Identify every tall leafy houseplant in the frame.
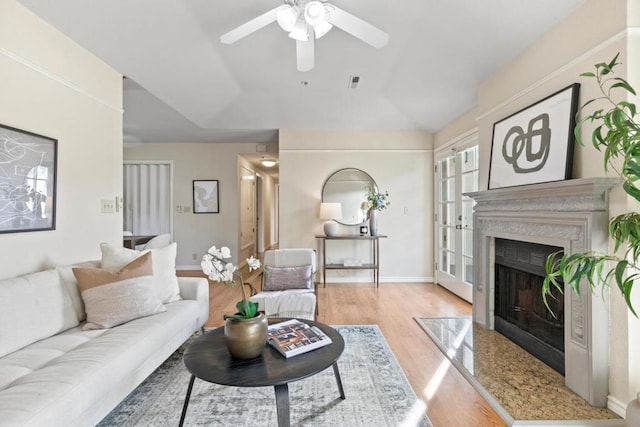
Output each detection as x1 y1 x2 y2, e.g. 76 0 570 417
544 54 640 316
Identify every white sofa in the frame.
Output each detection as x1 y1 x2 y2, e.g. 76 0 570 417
0 261 209 427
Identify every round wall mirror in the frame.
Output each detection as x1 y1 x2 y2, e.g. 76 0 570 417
322 168 377 225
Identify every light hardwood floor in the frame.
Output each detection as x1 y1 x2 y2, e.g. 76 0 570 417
178 271 506 427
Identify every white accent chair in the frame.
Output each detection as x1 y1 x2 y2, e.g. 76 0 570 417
249 249 317 320
142 233 171 250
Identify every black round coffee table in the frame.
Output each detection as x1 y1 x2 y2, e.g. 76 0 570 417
178 318 345 427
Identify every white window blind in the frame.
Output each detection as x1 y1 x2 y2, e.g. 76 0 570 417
123 163 171 235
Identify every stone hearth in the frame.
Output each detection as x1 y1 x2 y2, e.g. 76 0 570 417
467 178 618 407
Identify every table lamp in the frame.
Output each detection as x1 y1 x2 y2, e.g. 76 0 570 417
319 202 342 236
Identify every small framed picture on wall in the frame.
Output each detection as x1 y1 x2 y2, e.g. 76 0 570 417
193 180 219 213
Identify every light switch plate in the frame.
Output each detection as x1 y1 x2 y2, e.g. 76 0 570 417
101 199 115 213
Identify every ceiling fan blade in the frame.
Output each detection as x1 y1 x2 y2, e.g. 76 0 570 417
296 36 315 72
220 5 289 44
326 4 389 48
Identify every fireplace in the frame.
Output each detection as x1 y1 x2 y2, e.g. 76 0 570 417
466 178 618 406
494 238 564 374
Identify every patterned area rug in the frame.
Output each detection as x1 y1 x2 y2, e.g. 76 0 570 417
98 325 430 427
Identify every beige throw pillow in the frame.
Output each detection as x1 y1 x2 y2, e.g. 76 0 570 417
100 242 181 303
73 252 166 330
262 265 314 291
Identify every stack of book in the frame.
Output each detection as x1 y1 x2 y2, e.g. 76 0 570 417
267 319 332 358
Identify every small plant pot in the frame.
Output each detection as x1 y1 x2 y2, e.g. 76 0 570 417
224 312 268 359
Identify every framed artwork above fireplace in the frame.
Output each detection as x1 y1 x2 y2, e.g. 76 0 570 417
488 83 580 190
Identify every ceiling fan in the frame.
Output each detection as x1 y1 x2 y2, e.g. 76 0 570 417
220 0 389 72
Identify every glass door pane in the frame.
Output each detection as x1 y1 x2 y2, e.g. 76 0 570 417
460 146 478 285
435 144 478 302
437 154 456 277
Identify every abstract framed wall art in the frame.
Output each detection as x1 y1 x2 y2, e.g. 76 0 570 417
193 180 219 213
0 124 57 234
488 83 580 190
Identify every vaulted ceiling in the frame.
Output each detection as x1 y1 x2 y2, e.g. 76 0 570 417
19 0 585 143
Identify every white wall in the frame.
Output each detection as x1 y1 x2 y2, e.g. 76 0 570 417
123 142 278 268
434 0 640 411
620 0 640 405
279 129 434 283
0 0 123 278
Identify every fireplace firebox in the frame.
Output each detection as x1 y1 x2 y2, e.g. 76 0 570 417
494 238 565 374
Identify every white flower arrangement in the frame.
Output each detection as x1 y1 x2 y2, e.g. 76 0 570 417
201 245 262 319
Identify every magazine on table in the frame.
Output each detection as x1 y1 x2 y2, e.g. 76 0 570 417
267 319 332 358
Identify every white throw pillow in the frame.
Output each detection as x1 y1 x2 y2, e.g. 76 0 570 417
73 252 166 329
0 269 79 358
100 242 181 303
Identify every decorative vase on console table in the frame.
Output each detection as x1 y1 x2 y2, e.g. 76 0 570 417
369 209 378 236
364 188 389 237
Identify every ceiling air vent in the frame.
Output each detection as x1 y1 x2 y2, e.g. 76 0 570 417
348 75 360 89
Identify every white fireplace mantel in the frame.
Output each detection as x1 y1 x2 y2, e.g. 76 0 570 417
466 177 619 407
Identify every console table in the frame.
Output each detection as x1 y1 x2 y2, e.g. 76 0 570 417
315 235 387 288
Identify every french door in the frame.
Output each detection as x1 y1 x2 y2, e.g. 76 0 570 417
435 144 478 302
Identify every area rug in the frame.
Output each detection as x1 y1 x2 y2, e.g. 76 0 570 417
98 325 431 427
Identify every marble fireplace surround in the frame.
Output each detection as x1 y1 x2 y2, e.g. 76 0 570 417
467 178 619 407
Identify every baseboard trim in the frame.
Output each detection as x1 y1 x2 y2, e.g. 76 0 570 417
607 395 627 418
176 264 201 270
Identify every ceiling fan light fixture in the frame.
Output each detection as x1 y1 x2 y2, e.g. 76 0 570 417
313 20 333 38
304 1 327 26
276 5 299 32
288 17 309 41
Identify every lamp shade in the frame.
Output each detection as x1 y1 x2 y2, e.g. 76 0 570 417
313 20 333 38
304 1 327 26
276 5 299 32
319 202 342 220
288 16 309 41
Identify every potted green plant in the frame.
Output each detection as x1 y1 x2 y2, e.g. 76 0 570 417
543 53 639 316
201 245 267 359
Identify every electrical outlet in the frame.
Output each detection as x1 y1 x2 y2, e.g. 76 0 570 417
116 196 123 212
177 205 183 213
101 199 115 213
183 206 192 213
